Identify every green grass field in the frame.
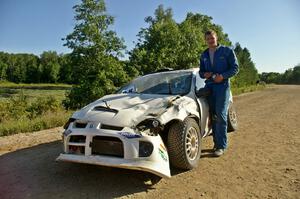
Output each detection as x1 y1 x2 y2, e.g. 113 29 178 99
0 81 72 89
0 82 71 101
0 82 73 136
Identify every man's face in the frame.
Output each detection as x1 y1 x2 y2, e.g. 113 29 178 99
205 34 218 48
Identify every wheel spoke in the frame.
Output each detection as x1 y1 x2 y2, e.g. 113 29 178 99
186 145 192 150
185 126 200 160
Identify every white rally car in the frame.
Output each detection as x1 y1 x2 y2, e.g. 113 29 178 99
56 68 238 178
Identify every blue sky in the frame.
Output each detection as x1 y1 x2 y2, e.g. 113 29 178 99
0 0 299 73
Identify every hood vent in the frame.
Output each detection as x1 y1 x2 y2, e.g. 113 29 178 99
101 124 123 131
93 106 118 114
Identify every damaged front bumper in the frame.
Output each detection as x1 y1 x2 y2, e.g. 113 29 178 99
56 121 171 178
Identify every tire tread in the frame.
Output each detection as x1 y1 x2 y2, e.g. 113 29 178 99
167 118 201 170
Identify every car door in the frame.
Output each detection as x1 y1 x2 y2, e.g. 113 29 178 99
194 73 211 137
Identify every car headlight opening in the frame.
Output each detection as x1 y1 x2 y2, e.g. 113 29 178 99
136 119 162 136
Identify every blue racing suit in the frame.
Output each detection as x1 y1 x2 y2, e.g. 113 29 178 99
199 45 239 149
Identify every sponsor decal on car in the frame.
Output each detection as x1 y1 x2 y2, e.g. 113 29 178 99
159 148 168 161
160 143 167 152
118 132 141 139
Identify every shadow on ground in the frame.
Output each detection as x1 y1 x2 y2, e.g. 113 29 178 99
0 141 162 199
200 149 217 158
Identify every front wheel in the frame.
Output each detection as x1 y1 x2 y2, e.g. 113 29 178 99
167 118 201 170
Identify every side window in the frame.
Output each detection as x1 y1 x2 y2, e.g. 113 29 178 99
121 85 136 93
195 73 205 90
116 83 136 94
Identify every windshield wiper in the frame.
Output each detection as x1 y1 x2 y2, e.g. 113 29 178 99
102 100 111 109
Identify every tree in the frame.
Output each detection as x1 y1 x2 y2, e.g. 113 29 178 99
231 43 259 88
177 13 231 68
129 5 232 75
129 5 181 74
0 52 9 81
24 54 40 83
0 61 8 81
0 52 41 83
63 0 128 109
58 54 73 84
260 72 281 84
281 68 292 84
290 65 300 84
259 64 300 85
5 54 25 83
40 51 60 83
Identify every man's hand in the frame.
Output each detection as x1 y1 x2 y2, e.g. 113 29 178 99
204 72 213 79
214 74 224 83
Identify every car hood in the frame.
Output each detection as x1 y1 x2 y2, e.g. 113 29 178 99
72 93 181 127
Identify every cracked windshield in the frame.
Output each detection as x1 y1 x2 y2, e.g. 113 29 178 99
118 72 192 95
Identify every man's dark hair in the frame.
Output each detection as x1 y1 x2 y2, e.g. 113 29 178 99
204 30 217 38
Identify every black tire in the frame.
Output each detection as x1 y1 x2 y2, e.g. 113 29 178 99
167 118 201 170
227 102 238 132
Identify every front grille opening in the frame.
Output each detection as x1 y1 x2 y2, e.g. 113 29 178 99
74 122 88 128
91 136 124 157
68 146 85 155
69 135 86 143
101 124 123 131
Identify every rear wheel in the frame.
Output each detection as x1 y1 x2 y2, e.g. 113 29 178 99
227 103 238 132
167 118 201 170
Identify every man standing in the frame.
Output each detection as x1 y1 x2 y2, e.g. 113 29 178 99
199 30 239 157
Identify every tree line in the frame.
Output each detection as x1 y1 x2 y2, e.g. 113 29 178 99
260 65 300 84
0 51 74 84
1 0 264 109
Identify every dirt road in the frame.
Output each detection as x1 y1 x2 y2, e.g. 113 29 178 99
0 85 299 199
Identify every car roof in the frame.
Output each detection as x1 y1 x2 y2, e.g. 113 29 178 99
149 68 199 75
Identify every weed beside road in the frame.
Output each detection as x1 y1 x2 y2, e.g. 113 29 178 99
0 83 72 136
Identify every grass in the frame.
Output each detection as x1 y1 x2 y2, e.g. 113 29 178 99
232 84 266 95
0 81 72 89
0 81 71 101
0 82 73 137
0 110 72 136
0 88 67 102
